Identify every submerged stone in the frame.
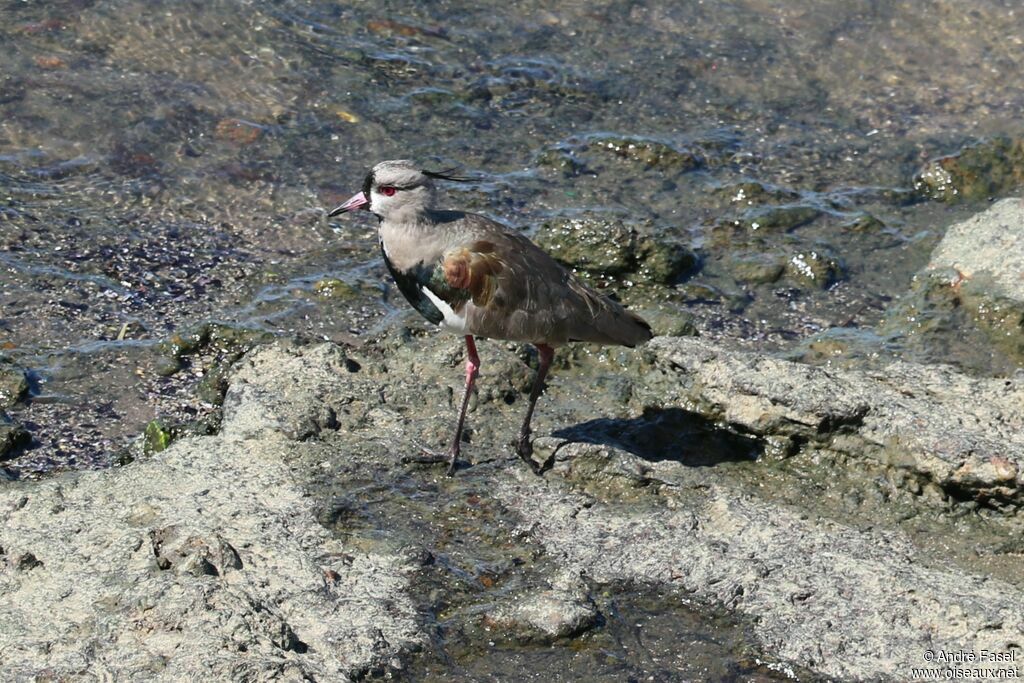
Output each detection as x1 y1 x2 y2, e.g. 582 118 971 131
483 589 599 644
725 251 787 284
583 135 702 172
732 204 821 233
714 180 801 206
535 146 587 177
783 248 844 290
314 278 360 300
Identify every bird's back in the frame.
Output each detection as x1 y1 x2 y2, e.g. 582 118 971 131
424 212 653 347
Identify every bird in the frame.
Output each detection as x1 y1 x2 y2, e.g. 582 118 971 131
329 160 652 476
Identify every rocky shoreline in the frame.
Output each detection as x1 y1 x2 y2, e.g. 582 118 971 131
2 201 1024 680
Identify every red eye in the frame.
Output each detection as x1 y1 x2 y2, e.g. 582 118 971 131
380 186 397 196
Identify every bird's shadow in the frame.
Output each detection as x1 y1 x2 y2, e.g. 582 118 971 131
552 406 762 467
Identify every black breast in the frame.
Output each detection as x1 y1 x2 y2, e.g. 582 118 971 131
379 241 444 325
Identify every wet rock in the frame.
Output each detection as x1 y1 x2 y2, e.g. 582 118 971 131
157 322 273 377
709 205 822 249
535 146 587 177
534 216 697 287
637 305 700 338
213 118 265 145
0 359 424 680
783 247 844 289
483 587 599 644
783 327 894 369
0 413 30 461
639 336 1024 506
889 198 1024 364
536 216 634 276
724 251 786 284
914 136 1024 202
314 278 360 301
842 212 887 233
582 135 702 172
733 204 821 232
0 359 28 407
714 181 800 206
495 471 1024 682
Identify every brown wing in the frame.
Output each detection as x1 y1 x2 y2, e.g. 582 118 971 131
439 220 651 347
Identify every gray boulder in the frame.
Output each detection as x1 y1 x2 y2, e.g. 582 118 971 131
638 336 1023 505
0 343 423 681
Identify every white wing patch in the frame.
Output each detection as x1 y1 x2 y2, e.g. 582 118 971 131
421 286 468 334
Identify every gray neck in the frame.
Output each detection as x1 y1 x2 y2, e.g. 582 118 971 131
378 214 449 272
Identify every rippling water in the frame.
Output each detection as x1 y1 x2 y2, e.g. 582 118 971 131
2 1 1022 466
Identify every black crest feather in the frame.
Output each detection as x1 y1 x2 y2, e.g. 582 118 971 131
422 166 474 182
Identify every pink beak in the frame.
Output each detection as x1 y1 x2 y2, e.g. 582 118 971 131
327 191 369 217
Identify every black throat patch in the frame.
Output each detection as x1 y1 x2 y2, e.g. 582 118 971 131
379 241 444 325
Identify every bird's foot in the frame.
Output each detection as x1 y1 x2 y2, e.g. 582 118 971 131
515 434 552 476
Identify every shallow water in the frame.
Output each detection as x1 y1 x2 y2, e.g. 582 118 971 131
4 0 1022 474
2 1 1024 677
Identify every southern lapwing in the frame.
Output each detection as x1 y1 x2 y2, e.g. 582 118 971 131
329 160 652 475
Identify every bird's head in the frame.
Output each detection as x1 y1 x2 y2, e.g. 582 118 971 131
328 159 470 223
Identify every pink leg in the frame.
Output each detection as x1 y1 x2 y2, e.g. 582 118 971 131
516 344 554 474
447 335 480 476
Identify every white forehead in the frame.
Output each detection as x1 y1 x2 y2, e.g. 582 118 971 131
372 160 426 187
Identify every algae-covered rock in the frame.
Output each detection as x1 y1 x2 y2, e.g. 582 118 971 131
583 135 702 172
914 136 1024 202
0 359 28 408
713 181 800 206
638 305 700 338
161 322 273 361
535 146 587 177
635 238 697 285
733 204 821 232
0 413 30 460
534 216 697 287
143 419 174 455
842 212 887 233
536 216 635 276
313 278 359 300
707 204 822 250
784 248 845 289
